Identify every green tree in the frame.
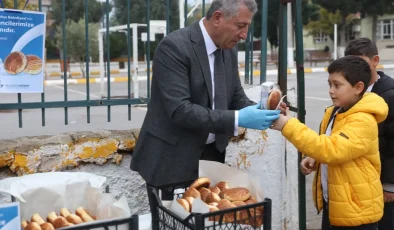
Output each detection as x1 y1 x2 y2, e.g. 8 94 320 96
54 18 99 78
112 0 180 60
3 0 37 10
253 0 319 51
113 0 180 33
305 8 342 41
312 0 359 46
50 0 108 25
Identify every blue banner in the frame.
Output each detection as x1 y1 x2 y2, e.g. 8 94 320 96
0 9 46 93
0 202 20 230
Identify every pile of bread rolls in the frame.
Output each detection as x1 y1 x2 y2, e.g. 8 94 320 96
176 177 264 227
21 207 95 230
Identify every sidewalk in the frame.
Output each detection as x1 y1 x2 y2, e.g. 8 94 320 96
43 63 394 86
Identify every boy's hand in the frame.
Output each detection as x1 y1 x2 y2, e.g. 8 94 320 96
384 191 394 203
278 102 287 114
300 157 316 175
271 107 291 131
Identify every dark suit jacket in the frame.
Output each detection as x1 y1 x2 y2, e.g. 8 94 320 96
130 21 254 186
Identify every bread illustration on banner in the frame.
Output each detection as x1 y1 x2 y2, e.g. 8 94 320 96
4 51 27 75
23 55 42 75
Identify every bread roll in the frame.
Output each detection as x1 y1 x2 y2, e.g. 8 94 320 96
217 199 237 222
184 197 194 210
208 202 218 207
217 199 235 210
198 187 211 202
245 196 257 204
24 222 42 230
189 177 210 189
66 214 83 225
40 222 55 230
46 211 57 223
23 55 42 75
232 201 249 224
52 216 74 228
21 220 29 228
223 187 251 201
183 187 201 199
215 181 230 191
249 207 264 228
60 208 71 217
176 198 190 212
267 89 282 110
218 189 227 199
31 214 45 225
208 186 221 194
4 51 27 75
75 207 94 222
208 205 220 222
205 192 221 204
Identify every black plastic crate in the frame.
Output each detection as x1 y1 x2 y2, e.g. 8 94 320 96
148 181 272 230
13 185 139 230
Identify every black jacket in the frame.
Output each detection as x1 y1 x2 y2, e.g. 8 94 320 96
372 71 394 184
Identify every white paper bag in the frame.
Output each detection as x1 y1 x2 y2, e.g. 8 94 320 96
0 172 133 230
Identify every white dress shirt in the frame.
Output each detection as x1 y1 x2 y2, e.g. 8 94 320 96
199 19 239 144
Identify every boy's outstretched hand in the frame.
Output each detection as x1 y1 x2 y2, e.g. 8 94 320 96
278 102 287 114
271 107 291 131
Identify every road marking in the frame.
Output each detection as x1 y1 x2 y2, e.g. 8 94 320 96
52 85 101 99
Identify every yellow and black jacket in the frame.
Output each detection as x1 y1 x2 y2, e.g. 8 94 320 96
281 92 388 226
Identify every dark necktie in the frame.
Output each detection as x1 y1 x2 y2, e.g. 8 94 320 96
214 49 228 153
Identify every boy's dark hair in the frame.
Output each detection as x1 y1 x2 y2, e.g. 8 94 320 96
344 37 378 59
328 56 371 95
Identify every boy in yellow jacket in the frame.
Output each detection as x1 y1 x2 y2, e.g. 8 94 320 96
271 55 388 229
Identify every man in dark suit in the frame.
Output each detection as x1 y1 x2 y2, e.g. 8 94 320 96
130 0 281 219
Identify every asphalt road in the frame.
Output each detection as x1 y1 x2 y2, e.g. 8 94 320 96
1 69 394 229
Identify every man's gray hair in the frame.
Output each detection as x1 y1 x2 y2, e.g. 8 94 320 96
205 0 258 20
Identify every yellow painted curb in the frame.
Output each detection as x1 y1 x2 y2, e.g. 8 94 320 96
90 71 100 75
114 77 129 82
377 65 384 69
75 79 98 84
110 70 120 74
71 72 82 77
304 68 313 73
49 72 61 77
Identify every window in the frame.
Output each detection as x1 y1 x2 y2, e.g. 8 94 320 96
41 5 52 12
313 31 329 43
377 19 394 40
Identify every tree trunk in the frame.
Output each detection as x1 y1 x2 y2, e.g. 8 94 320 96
372 14 378 42
80 61 86 79
337 16 347 58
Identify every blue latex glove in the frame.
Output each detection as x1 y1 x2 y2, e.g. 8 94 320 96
238 103 280 130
